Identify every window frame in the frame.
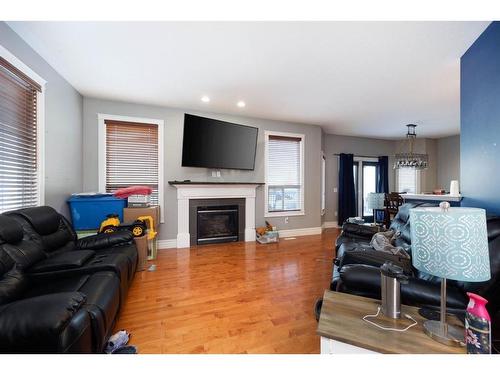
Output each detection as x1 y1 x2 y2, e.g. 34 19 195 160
396 168 421 194
98 113 164 223
264 130 305 218
321 151 326 216
352 157 379 219
0 44 46 212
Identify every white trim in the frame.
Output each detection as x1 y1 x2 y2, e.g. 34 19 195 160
321 151 326 216
264 130 305 218
157 239 177 249
159 226 325 249
265 210 305 218
0 44 46 207
353 156 379 217
322 221 340 229
320 337 377 354
0 44 46 86
97 113 165 223
37 90 45 206
278 226 322 238
170 183 259 248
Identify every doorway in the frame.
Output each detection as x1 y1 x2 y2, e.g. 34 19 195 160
353 158 378 219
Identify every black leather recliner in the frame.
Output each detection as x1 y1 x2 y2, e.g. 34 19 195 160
329 202 500 350
0 206 138 353
4 206 137 299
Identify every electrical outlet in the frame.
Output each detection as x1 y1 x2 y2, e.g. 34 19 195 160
284 217 289 224
211 170 216 177
216 170 221 177
333 187 338 193
335 211 338 217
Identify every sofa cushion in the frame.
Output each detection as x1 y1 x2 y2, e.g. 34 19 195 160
7 208 76 254
12 206 61 236
0 216 23 244
0 267 27 305
3 242 46 270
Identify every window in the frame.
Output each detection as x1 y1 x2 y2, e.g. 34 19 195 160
99 115 164 222
265 131 304 216
397 168 420 194
0 54 44 213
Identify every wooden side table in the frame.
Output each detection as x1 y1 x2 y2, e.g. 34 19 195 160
317 290 465 354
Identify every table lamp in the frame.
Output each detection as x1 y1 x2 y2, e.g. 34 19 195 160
410 204 490 346
366 192 385 224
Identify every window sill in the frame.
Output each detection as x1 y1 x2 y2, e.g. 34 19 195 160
264 210 305 218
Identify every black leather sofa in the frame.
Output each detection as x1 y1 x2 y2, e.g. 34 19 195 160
329 202 500 351
0 206 138 353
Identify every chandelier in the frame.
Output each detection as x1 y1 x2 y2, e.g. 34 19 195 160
394 124 428 170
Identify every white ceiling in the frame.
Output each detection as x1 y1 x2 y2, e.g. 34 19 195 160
8 21 489 139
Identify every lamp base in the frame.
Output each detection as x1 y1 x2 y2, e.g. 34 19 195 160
423 320 464 347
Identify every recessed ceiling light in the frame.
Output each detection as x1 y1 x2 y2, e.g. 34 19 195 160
237 101 246 108
201 96 210 103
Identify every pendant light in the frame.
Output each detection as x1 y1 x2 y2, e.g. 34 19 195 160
394 124 428 169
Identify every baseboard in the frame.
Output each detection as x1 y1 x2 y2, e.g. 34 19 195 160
157 239 177 249
322 221 340 229
278 226 323 238
158 226 324 248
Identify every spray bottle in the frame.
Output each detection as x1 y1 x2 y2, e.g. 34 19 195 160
465 292 491 354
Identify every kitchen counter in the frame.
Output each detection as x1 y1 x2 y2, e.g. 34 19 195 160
402 193 462 202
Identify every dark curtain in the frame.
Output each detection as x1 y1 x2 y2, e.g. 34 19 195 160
376 156 389 222
338 153 356 225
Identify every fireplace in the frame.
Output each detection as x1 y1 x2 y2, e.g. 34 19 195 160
189 198 246 246
197 205 239 244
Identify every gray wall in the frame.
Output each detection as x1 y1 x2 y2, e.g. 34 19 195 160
82 97 323 240
323 134 397 223
437 135 460 190
0 22 83 215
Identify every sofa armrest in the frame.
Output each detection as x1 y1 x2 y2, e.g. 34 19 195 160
76 232 133 250
339 264 468 310
336 248 413 274
0 292 91 353
28 250 96 273
341 223 380 239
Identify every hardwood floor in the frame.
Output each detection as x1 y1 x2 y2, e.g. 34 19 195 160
115 228 340 353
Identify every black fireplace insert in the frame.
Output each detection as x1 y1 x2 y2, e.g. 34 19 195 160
196 205 239 245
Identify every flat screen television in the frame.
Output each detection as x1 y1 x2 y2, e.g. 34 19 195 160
181 114 258 170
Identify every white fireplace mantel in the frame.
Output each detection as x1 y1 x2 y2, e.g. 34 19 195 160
170 183 262 248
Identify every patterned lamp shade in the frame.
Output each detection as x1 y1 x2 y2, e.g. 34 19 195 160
366 192 385 210
410 207 491 282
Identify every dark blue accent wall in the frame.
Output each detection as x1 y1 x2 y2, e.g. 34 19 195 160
461 21 500 213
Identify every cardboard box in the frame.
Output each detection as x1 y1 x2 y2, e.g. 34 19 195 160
133 235 148 271
127 194 151 207
123 206 160 260
123 206 160 227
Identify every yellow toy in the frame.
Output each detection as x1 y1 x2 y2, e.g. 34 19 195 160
98 214 157 239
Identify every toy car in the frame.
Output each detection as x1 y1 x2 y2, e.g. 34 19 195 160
98 214 150 238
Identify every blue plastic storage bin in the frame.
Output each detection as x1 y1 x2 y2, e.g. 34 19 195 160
67 195 127 230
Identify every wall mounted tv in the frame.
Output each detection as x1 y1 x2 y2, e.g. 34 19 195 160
181 114 258 170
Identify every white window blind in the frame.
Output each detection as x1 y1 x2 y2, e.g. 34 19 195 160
266 134 303 212
0 57 41 213
105 120 159 205
397 168 420 194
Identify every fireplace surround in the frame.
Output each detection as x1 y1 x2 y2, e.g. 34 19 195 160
169 182 262 248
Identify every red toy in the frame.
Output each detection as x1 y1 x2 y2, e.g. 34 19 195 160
113 186 152 199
